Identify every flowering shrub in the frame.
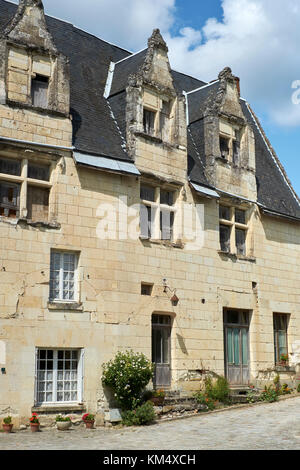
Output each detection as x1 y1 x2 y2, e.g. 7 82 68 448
30 413 39 424
259 385 279 403
280 383 292 395
82 413 95 422
102 350 154 410
122 401 156 426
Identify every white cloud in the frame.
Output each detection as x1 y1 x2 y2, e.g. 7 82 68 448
11 0 300 127
41 0 176 52
166 0 300 127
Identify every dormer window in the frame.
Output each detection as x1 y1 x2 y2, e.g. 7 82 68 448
142 89 174 142
219 120 242 164
31 75 49 108
220 137 230 160
143 109 156 135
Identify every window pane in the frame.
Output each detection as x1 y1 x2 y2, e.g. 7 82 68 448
233 329 240 365
220 224 230 252
219 205 230 220
236 229 246 255
28 163 50 181
235 209 246 224
226 329 233 364
160 210 174 240
0 183 20 218
143 109 155 135
140 185 155 202
242 329 248 365
31 75 49 108
160 190 174 206
27 186 49 222
220 137 230 159
140 204 154 239
0 158 21 176
50 252 77 301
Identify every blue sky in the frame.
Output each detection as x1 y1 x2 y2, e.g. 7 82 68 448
12 0 300 196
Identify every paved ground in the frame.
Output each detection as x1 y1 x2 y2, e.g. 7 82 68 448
1 396 299 450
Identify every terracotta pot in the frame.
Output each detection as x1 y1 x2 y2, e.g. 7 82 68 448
56 420 72 431
84 420 94 429
30 423 40 432
2 423 13 433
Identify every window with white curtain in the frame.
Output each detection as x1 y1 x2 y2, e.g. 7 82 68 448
49 251 79 302
35 349 83 405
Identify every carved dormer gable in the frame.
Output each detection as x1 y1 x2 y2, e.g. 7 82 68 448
4 0 57 53
0 0 70 115
125 30 187 183
202 67 256 200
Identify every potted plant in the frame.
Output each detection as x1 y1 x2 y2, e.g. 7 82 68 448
29 413 40 432
82 413 95 429
2 416 13 433
279 353 289 366
55 415 72 431
150 389 165 406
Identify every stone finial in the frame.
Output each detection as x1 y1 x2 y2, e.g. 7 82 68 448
147 28 168 52
218 67 234 81
21 0 44 7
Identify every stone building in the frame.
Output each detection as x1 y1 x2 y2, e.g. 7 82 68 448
0 0 299 426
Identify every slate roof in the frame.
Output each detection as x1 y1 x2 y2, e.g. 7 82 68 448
0 0 299 219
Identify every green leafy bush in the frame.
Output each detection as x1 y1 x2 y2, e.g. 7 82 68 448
122 401 156 426
194 375 230 411
102 350 154 410
259 385 279 403
55 415 71 422
297 383 300 393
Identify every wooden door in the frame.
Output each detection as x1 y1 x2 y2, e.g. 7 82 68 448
152 315 171 388
224 310 250 385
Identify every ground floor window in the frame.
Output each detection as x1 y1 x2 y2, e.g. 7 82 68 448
35 349 83 405
273 313 289 365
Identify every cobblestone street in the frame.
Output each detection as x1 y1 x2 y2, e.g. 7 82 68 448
1 396 300 450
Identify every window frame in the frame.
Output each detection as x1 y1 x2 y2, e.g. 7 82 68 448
0 155 53 222
140 183 177 241
219 123 241 164
49 250 80 303
35 348 84 406
219 204 248 256
273 313 289 365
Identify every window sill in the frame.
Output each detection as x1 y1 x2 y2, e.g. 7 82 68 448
32 403 86 414
47 301 83 312
19 218 61 230
139 237 184 249
274 365 295 372
218 250 256 262
135 131 175 149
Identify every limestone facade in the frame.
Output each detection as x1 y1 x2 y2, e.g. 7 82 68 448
0 1 299 426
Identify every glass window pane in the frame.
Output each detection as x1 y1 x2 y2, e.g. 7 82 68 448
233 329 240 365
220 224 230 252
226 329 233 364
242 329 248 365
219 206 230 220
140 185 155 202
236 229 246 255
235 209 246 224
